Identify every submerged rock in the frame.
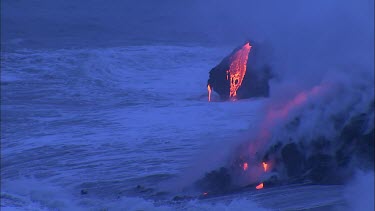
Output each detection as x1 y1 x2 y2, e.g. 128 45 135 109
80 189 88 195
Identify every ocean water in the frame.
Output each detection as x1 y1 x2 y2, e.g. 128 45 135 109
0 45 372 211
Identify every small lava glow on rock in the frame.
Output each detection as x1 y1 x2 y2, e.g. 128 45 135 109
256 182 264 190
243 162 249 171
262 162 268 172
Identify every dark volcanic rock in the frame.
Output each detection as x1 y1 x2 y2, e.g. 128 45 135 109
172 195 194 201
208 58 230 99
311 136 331 153
356 129 375 167
263 175 280 188
335 146 353 168
237 63 272 99
340 113 367 142
195 103 374 195
336 113 373 168
207 41 272 100
263 141 283 162
281 143 305 178
306 154 336 184
195 167 232 194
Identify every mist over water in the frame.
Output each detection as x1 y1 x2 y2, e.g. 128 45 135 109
1 0 374 210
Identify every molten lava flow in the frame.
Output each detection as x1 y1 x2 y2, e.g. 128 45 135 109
243 162 249 171
207 84 212 102
256 183 264 190
262 162 268 172
228 42 252 99
253 84 328 147
241 84 329 186
264 85 326 126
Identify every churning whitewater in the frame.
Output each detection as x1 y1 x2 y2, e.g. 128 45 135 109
2 44 372 211
1 45 265 210
2 0 374 210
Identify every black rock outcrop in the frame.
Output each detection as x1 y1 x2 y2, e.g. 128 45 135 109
207 41 272 100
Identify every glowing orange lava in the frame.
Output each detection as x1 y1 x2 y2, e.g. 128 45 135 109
243 162 249 171
262 162 268 172
264 85 326 126
256 183 264 190
228 42 252 99
243 84 329 190
250 84 328 150
207 84 212 102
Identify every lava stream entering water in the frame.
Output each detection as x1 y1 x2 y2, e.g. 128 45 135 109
207 84 212 102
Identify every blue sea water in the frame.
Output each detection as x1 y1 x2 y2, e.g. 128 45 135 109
0 44 259 210
2 0 374 209
2 44 373 210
